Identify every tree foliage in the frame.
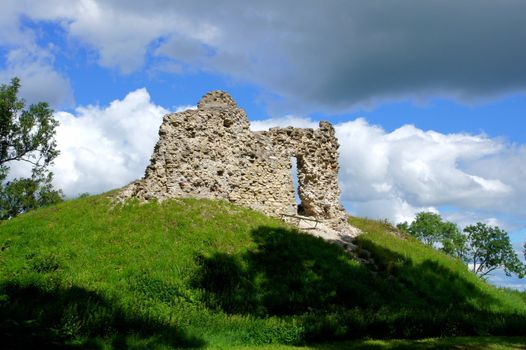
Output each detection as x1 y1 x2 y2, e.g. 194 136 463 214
463 223 525 278
0 77 63 219
397 212 465 259
398 212 525 279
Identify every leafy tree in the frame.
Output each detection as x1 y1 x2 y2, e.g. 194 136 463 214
440 221 467 259
0 77 63 219
396 221 409 234
463 223 525 278
397 212 465 258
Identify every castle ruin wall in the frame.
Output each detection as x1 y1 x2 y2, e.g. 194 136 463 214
119 91 346 223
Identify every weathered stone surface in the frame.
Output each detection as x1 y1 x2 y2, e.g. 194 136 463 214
119 90 347 226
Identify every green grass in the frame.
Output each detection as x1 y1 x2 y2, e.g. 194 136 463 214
216 336 526 349
1 194 525 348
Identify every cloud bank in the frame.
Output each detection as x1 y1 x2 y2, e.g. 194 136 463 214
51 89 166 196
0 0 73 106
3 0 526 109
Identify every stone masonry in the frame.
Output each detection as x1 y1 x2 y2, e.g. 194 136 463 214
119 91 347 225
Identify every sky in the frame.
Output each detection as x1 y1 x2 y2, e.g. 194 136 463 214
1 0 525 289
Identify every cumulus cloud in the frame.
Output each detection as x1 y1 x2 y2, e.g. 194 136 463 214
443 211 505 231
50 88 167 197
4 0 526 110
0 0 34 47
174 105 197 113
250 115 318 131
0 1 73 107
0 47 74 107
337 119 514 212
336 119 518 223
253 115 526 225
5 0 219 74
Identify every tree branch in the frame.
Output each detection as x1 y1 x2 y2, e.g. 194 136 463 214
479 266 498 278
0 147 43 167
2 157 41 167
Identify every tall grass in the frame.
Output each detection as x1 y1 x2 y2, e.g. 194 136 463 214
0 195 525 348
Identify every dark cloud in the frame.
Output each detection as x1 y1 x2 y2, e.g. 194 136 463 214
6 0 526 110
146 0 526 109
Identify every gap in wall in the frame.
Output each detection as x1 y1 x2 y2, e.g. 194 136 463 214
291 156 304 215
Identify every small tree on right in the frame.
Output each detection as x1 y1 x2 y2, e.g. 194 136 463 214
463 222 525 278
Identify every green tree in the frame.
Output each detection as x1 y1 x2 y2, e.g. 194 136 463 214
0 77 63 219
463 223 525 278
396 221 409 234
397 212 465 259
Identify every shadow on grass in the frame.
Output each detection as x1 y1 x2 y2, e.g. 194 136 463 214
193 226 526 340
0 282 205 349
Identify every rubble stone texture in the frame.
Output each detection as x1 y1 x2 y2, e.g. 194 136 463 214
120 91 347 225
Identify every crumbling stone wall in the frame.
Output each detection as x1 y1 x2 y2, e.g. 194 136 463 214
120 91 346 223
258 122 344 220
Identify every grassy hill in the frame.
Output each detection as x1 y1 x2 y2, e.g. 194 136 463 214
0 193 525 349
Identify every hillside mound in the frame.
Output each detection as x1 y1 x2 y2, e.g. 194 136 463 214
1 194 525 348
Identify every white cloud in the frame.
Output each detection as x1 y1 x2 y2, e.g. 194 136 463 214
443 211 506 231
174 105 197 113
0 1 73 107
0 0 33 47
250 115 318 131
0 47 74 107
10 0 218 74
62 1 169 73
50 88 167 197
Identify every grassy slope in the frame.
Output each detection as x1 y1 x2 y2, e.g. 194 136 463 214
0 194 525 349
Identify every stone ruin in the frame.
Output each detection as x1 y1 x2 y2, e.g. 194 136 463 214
120 91 348 228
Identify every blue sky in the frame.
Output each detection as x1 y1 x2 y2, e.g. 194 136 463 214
1 0 525 289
